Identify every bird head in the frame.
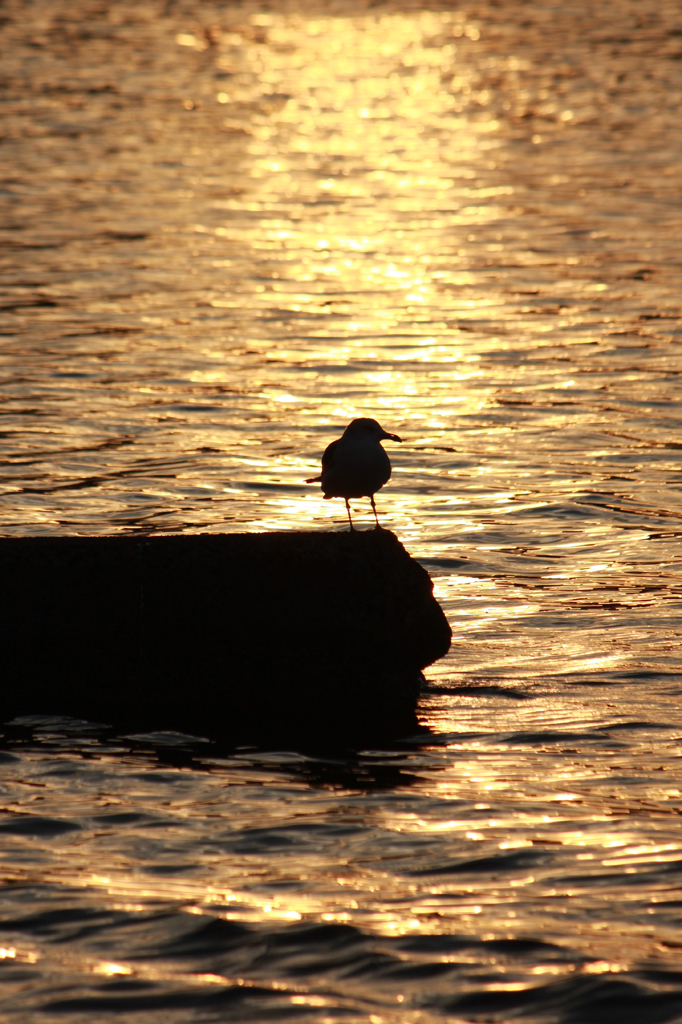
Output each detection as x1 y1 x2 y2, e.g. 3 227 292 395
344 418 402 443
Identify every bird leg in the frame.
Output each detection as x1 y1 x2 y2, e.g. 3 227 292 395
345 498 355 531
370 494 381 529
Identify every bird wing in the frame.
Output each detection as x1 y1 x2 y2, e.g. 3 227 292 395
305 438 340 483
321 437 340 473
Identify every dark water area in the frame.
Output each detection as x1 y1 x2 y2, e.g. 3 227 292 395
2 0 682 1019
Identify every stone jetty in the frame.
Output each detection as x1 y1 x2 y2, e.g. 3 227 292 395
0 530 451 748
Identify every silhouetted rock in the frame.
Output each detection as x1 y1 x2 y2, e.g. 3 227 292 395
0 530 451 748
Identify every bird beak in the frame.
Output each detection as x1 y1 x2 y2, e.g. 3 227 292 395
383 432 402 443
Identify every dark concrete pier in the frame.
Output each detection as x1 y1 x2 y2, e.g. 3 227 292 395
0 530 451 748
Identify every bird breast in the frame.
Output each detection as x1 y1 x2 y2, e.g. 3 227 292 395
321 438 391 498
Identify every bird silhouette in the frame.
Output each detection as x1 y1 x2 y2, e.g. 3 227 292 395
306 418 402 529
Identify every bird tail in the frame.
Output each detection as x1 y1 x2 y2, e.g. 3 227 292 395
305 476 321 483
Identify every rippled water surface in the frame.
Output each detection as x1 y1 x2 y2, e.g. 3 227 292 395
2 0 682 1018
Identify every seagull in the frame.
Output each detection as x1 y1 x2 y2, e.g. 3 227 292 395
306 418 402 530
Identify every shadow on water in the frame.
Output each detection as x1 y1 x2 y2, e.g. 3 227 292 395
0 715 433 790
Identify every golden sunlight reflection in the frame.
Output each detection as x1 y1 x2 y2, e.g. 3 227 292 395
4 0 682 1011
9 694 676 968
93 962 133 977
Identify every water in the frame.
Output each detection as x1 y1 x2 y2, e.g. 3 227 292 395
2 0 682 1018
